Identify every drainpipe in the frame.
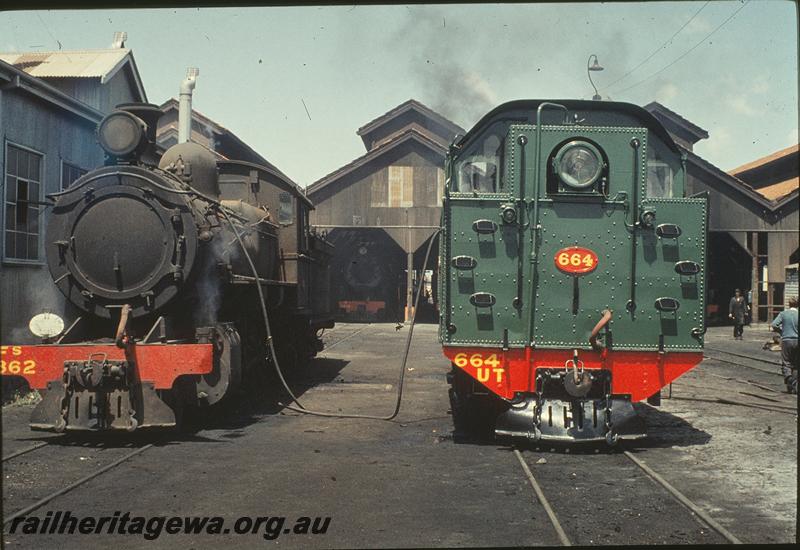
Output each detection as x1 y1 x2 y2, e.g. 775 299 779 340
178 67 199 144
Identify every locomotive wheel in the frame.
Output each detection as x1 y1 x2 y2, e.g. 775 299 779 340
448 366 501 441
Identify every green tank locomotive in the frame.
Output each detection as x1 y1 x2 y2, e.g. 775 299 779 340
439 100 707 444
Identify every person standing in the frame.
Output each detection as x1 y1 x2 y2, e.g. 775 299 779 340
728 288 749 340
771 297 798 394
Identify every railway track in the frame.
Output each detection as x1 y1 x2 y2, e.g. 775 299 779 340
513 447 743 545
2 441 49 463
703 346 783 376
0 325 370 527
318 324 371 355
2 440 155 527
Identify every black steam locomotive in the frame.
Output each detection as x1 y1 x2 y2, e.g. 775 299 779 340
2 103 334 431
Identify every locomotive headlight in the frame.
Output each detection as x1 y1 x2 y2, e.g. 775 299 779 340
97 111 147 157
554 141 604 189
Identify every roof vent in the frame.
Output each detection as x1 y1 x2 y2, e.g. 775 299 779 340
112 32 127 48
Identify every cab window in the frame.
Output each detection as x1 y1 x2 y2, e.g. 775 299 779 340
455 123 505 193
646 137 677 198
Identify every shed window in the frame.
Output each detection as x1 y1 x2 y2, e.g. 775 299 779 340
426 167 445 207
4 144 43 261
388 165 413 207
278 192 294 224
61 161 87 190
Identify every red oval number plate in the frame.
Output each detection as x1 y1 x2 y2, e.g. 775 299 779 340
554 246 599 274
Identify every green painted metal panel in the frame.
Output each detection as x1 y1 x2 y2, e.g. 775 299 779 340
614 198 707 350
440 114 705 352
532 198 706 350
441 197 530 346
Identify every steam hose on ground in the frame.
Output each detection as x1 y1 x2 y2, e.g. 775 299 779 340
221 207 440 421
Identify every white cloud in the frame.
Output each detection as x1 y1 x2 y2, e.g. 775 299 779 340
703 126 733 159
655 82 678 103
725 95 758 116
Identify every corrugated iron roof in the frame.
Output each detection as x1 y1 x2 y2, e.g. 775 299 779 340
0 58 104 123
0 49 131 81
728 143 799 176
684 146 798 210
753 178 799 201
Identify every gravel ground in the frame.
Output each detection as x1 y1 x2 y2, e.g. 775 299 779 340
1 322 796 548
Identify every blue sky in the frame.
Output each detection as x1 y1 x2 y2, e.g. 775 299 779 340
1 2 797 186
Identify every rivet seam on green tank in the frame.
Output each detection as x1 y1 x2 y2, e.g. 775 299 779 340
449 338 697 350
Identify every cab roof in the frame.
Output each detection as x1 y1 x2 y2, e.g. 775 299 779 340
456 99 680 154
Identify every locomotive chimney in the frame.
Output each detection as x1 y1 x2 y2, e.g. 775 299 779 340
178 67 199 144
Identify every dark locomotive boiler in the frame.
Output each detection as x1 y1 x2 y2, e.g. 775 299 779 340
2 103 334 431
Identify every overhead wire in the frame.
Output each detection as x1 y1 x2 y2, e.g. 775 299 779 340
612 0 751 96
604 1 710 92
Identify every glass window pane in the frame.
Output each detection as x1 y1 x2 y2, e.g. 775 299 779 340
30 154 40 182
5 231 14 258
15 232 27 259
5 204 14 231
456 123 504 193
16 206 26 231
6 176 17 202
28 235 39 260
646 161 673 198
278 192 293 224
16 149 28 179
7 146 17 176
29 181 40 203
29 207 39 235
16 180 28 231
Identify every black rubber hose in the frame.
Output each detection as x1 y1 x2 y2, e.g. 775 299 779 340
221 206 440 421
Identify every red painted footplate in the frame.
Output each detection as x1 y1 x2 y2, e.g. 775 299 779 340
443 347 703 402
1 343 214 390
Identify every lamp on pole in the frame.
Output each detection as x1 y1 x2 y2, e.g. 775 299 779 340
587 54 604 101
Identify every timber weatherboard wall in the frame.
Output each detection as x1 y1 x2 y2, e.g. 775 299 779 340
44 66 142 116
310 146 444 253
0 69 105 343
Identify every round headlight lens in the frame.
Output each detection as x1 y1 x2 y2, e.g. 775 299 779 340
97 111 145 157
554 141 604 189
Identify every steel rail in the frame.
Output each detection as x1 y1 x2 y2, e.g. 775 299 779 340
702 353 781 376
704 346 782 367
3 444 154 526
704 372 783 394
318 325 370 355
2 442 49 462
669 395 796 415
623 451 743 544
513 449 572 546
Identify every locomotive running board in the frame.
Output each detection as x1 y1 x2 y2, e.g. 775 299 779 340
495 395 646 443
